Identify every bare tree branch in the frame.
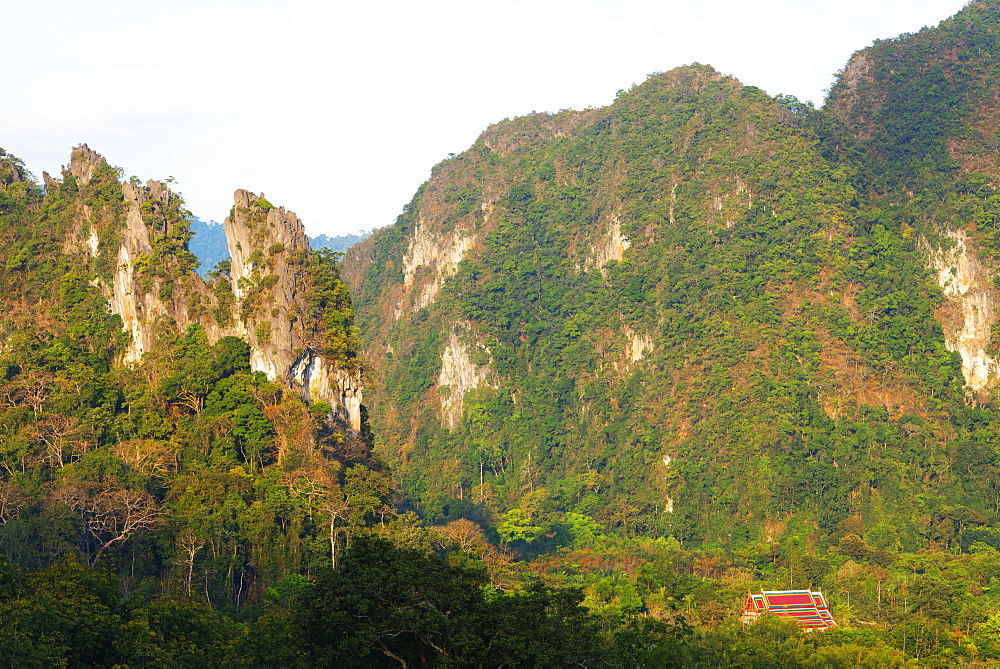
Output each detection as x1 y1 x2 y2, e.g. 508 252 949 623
54 485 165 565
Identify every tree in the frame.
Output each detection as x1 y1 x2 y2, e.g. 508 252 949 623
55 485 164 565
437 518 516 588
0 480 26 523
285 466 348 567
299 536 487 666
35 413 88 468
176 529 206 596
477 582 605 666
119 598 240 666
0 558 121 667
496 508 544 544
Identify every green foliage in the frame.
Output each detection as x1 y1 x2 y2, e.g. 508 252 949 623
343 12 1000 612
305 248 361 363
0 145 378 609
211 276 235 326
300 536 487 663
356 62 976 554
134 183 200 280
7 3 1000 664
298 535 675 666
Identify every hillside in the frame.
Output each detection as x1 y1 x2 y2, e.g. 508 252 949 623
342 3 1000 557
9 1 1000 664
0 144 703 665
0 143 377 598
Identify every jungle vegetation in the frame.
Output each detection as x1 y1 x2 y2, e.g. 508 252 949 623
7 1 1000 666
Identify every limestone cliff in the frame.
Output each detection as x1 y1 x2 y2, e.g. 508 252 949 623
581 214 630 272
61 147 363 432
114 176 210 363
224 189 315 378
0 148 27 189
437 323 494 429
401 215 476 314
222 189 363 431
620 327 654 370
926 230 999 390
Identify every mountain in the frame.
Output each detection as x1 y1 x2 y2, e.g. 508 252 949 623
342 1 1000 556
9 2 1000 664
0 143 378 597
310 231 372 254
188 216 228 276
0 142 667 663
55 146 361 428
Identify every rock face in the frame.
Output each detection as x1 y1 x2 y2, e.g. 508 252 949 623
224 189 313 378
622 328 654 368
401 216 476 314
926 230 999 390
222 189 363 431
827 52 878 138
65 143 105 187
66 147 363 431
437 324 494 429
0 148 26 189
114 177 208 362
582 214 630 272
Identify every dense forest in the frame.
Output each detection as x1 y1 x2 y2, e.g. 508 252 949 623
5 1 1000 666
339 0 1000 663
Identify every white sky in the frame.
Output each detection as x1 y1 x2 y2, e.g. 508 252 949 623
2 0 970 237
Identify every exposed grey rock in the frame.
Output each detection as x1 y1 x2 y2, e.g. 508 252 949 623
66 144 105 186
62 146 363 432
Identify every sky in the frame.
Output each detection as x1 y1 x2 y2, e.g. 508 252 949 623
2 0 971 237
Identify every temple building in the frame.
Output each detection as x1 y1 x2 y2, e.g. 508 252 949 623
740 590 837 630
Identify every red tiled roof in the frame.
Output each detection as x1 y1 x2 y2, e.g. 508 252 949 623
741 589 837 629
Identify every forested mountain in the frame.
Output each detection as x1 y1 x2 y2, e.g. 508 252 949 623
6 1 1000 664
187 216 228 276
0 144 391 661
310 231 372 254
344 55 980 551
337 0 1000 659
